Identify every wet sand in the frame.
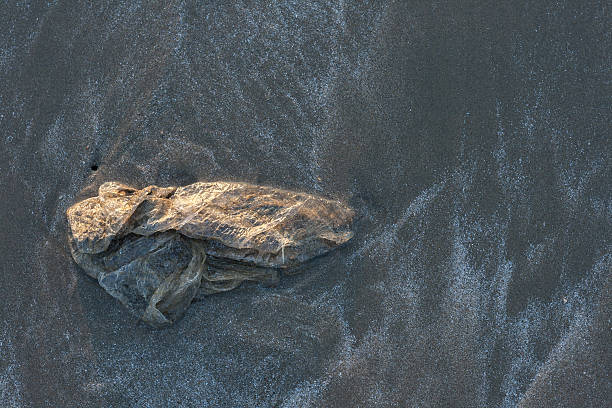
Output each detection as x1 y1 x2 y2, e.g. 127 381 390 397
1 2 610 407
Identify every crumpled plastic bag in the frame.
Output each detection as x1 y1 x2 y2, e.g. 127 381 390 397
67 181 354 327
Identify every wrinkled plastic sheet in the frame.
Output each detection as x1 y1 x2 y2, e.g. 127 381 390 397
67 181 354 326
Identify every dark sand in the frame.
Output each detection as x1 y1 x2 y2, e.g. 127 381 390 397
1 2 610 407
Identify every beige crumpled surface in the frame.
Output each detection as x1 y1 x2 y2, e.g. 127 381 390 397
67 181 354 327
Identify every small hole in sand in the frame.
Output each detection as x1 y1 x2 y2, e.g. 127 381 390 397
91 165 99 171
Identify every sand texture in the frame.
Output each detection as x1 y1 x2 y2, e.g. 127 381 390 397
1 1 610 407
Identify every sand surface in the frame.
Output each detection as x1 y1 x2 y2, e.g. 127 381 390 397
1 1 610 407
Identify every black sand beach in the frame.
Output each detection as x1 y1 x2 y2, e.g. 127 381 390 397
1 1 610 407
